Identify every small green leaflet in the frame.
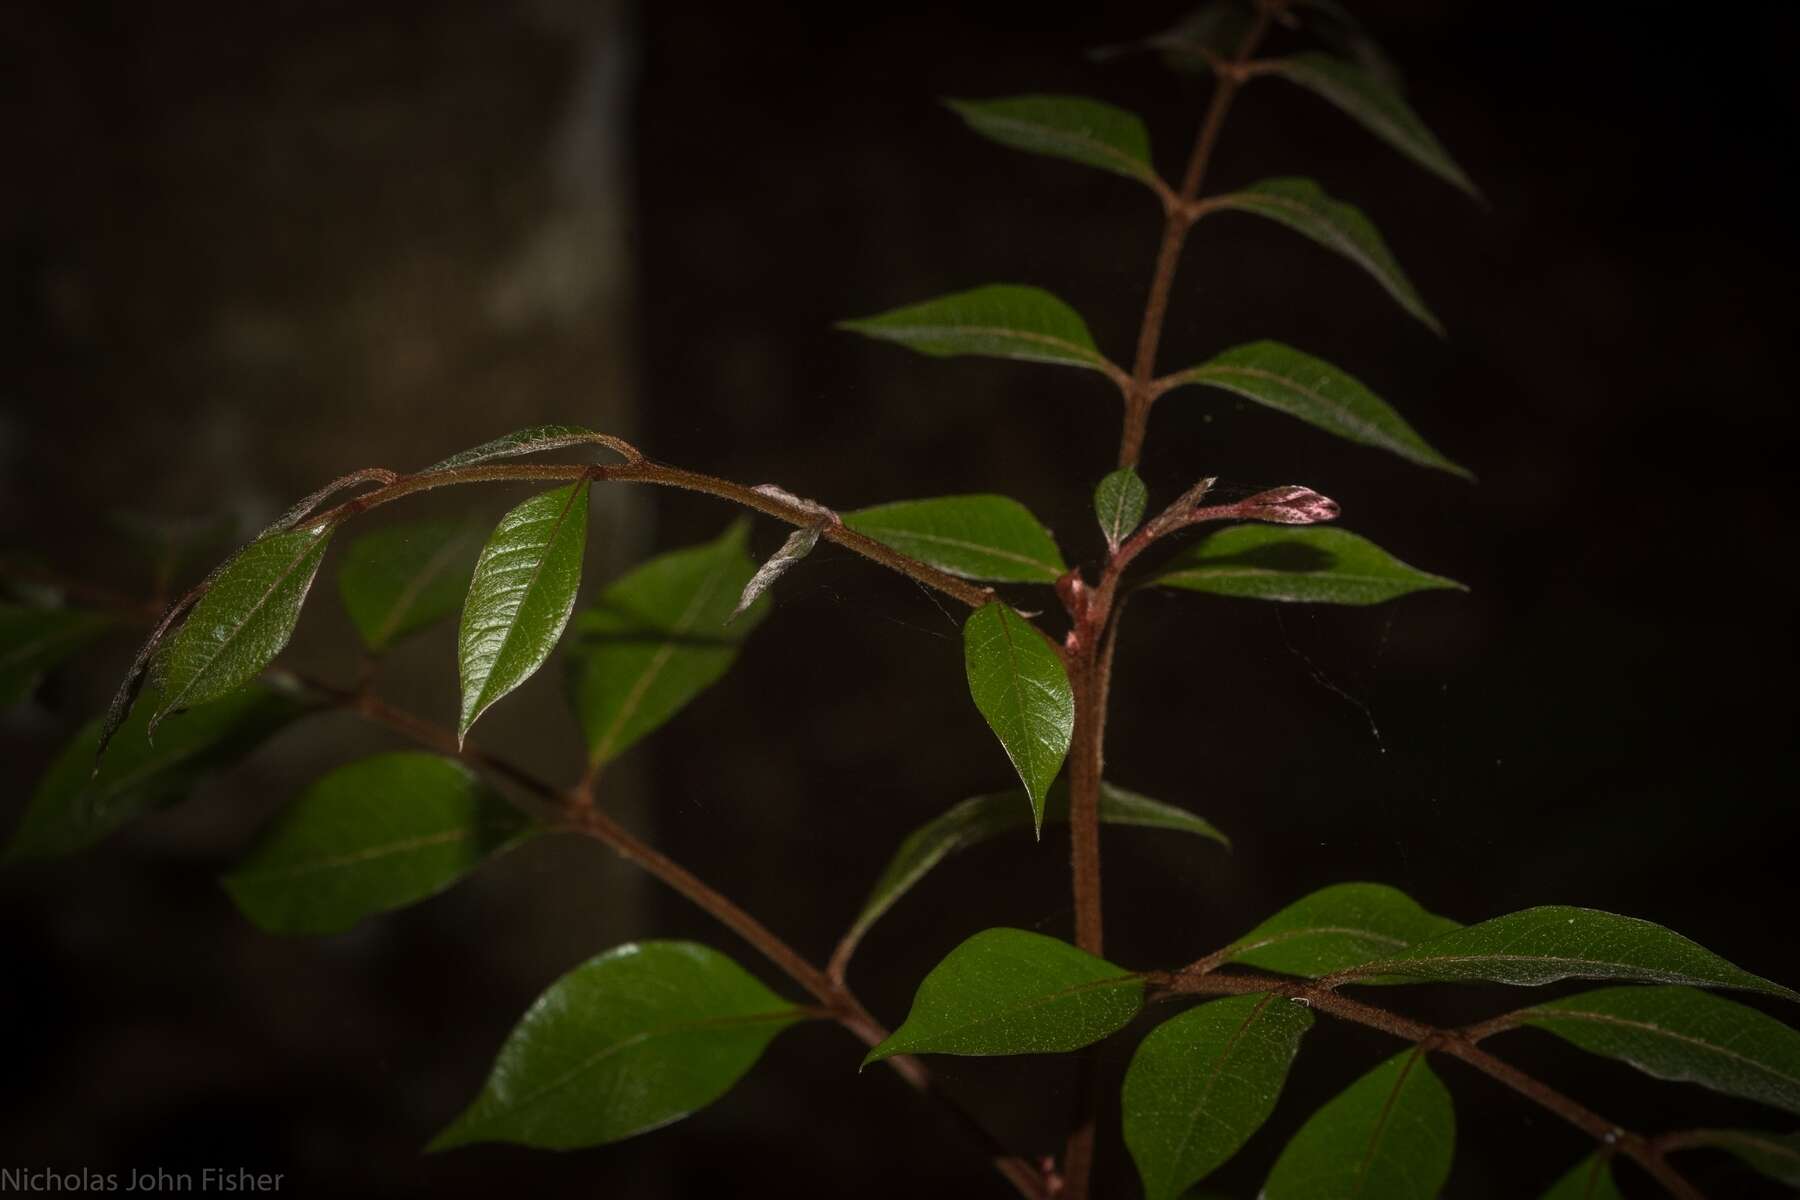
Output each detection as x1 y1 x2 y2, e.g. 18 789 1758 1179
963 603 1074 824
223 753 533 935
6 683 307 862
838 782 1226 971
1206 180 1442 334
146 523 334 735
1154 526 1464 607
843 494 1068 583
1209 882 1460 979
337 520 482 651
1675 1130 1800 1187
565 522 765 767
1093 468 1148 550
1509 986 1800 1116
1123 994 1314 1200
431 942 806 1150
424 424 625 472
0 606 114 706
1161 341 1469 476
836 284 1112 372
946 95 1161 190
865 929 1142 1063
1262 1048 1455 1200
458 483 589 741
1260 53 1479 197
1338 906 1799 999
1539 1154 1623 1200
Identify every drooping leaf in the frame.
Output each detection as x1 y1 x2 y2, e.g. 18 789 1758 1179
1210 882 1461 980
732 524 821 621
1206 180 1442 334
840 782 1227 969
962 603 1074 823
946 95 1160 189
1340 907 1799 999
1123 994 1314 1200
337 520 482 652
1262 1048 1455 1200
1539 1154 1624 1200
0 606 115 707
836 284 1111 372
865 928 1142 1064
1261 53 1478 197
222 753 533 935
431 942 806 1150
1161 341 1469 476
146 523 335 734
424 424 624 472
1094 468 1149 550
6 682 308 862
1153 525 1465 606
565 522 764 767
1507 986 1800 1116
843 495 1069 584
1677 1130 1800 1187
458 483 589 741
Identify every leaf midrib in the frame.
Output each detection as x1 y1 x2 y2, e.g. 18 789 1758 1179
468 485 583 717
864 324 1103 366
1183 361 1403 450
963 109 1154 181
369 529 474 649
162 533 323 715
863 525 1061 577
899 971 1139 1051
232 826 479 883
1524 1008 1800 1099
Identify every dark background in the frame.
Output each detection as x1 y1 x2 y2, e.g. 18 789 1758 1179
3 1 1796 1196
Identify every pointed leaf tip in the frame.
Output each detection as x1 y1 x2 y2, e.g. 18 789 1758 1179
962 604 1073 824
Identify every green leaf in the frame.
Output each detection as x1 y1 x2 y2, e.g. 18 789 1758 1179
222 753 533 935
843 494 1069 584
1539 1154 1624 1200
565 522 764 767
1153 525 1465 607
1207 179 1442 334
1094 468 1149 550
1262 1048 1455 1200
146 523 334 734
1261 53 1478 197
1507 986 1800 1116
1123 994 1314 1200
841 782 1227 968
963 603 1074 823
1161 341 1469 476
865 928 1142 1064
1213 882 1461 980
337 520 482 652
946 95 1160 189
424 424 618 472
0 605 114 706
1341 907 1799 999
836 284 1111 372
431 941 806 1150
458 483 589 741
7 682 307 862
1116 2 1255 76
1678 1130 1800 1187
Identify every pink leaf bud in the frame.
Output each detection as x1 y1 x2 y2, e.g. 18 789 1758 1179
1236 486 1340 525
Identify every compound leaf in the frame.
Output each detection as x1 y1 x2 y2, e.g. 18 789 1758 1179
1153 525 1464 606
844 494 1068 584
962 603 1074 823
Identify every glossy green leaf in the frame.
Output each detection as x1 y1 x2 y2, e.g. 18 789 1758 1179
223 753 532 935
963 603 1074 823
1509 986 1800 1115
337 520 482 652
146 524 334 734
843 495 1068 584
565 522 764 767
424 424 620 472
1154 525 1465 607
946 95 1160 189
1094 468 1149 550
1539 1154 1624 1200
1261 53 1478 197
841 782 1227 969
1162 341 1468 476
1213 882 1461 980
1123 994 1314 1200
0 606 114 706
1681 1130 1800 1187
1208 179 1442 333
6 683 307 862
431 942 805 1150
1341 907 1799 999
458 483 589 741
1263 1048 1454 1200
836 284 1111 372
866 929 1141 1064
